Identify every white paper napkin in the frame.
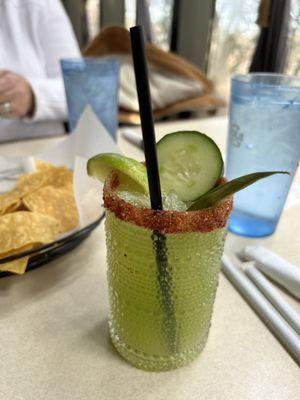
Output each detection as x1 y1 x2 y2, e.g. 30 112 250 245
0 106 119 229
243 261 300 334
222 255 300 364
240 246 300 300
40 106 119 227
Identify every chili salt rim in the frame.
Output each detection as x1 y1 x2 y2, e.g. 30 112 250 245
103 172 233 233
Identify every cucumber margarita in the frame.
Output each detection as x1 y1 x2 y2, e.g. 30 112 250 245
87 131 281 370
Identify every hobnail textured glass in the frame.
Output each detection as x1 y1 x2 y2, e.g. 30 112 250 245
105 211 227 371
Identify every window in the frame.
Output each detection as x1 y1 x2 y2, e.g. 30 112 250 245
86 0 100 40
207 0 260 99
125 0 173 51
286 0 300 75
208 0 300 99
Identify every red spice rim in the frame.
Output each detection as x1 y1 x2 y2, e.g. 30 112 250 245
103 172 233 233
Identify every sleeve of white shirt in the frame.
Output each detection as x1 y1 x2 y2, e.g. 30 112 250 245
25 0 80 123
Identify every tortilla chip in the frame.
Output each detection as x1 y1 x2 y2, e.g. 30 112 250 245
5 200 22 213
0 244 36 274
0 244 36 259
35 160 73 187
23 186 79 233
0 172 47 214
46 167 73 188
0 163 73 215
0 211 60 255
17 164 72 190
0 256 30 275
0 195 20 215
35 160 55 172
16 171 49 194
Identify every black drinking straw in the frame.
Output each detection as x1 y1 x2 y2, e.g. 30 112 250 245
130 26 163 210
130 26 177 353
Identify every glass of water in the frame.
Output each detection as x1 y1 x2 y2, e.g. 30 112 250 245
61 58 119 138
226 74 300 237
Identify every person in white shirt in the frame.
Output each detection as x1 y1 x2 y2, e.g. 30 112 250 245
0 0 80 142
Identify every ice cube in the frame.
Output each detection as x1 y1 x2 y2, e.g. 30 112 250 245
162 192 187 211
116 189 151 208
116 189 187 211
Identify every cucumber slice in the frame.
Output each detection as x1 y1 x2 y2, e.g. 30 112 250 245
157 131 223 202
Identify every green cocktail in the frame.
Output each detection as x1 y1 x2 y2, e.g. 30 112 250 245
103 172 232 371
87 131 281 371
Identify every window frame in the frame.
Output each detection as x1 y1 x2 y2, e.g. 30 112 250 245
171 0 216 72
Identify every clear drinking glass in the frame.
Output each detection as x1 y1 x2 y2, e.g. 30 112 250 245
61 58 119 138
226 74 300 237
103 173 232 371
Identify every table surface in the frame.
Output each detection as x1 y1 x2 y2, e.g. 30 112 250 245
1 116 300 400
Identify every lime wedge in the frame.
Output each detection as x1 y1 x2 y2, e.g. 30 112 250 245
87 153 148 193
